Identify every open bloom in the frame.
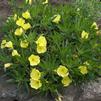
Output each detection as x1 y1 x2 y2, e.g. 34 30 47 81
81 30 89 39
5 41 13 49
52 14 61 24
22 23 31 30
16 18 25 27
42 0 48 4
20 40 29 48
14 28 23 36
37 45 47 54
36 35 47 46
1 40 7 49
22 10 31 19
61 76 72 87
30 68 41 80
36 35 47 53
12 49 20 56
28 54 40 66
91 22 98 30
79 65 88 75
30 79 42 90
57 65 69 77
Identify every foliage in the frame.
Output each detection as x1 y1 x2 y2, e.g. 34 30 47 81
0 0 101 97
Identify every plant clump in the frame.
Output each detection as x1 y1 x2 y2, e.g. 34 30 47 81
0 0 101 98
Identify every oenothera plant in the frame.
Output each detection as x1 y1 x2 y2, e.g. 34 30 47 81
0 0 101 98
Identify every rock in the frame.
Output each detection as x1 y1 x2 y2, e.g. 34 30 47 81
0 0 11 25
26 95 54 101
0 71 17 99
21 79 101 101
62 85 79 101
78 78 101 101
98 19 101 29
0 0 11 40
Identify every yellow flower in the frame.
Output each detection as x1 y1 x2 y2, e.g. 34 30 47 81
57 65 69 77
91 22 98 30
28 54 40 66
36 35 47 53
61 76 72 87
12 49 20 56
30 68 41 80
81 30 89 39
22 10 31 19
30 79 42 90
42 0 48 4
37 45 47 54
79 66 88 75
16 18 25 27
13 14 17 21
22 23 31 30
26 0 32 5
36 35 47 47
5 41 13 49
14 28 23 36
52 14 61 24
4 63 12 69
20 40 29 48
1 40 7 49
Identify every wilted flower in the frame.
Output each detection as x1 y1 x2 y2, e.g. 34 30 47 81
12 49 20 56
52 14 61 24
26 0 32 5
5 41 13 49
91 22 98 30
81 30 89 39
13 14 17 21
4 63 12 69
1 40 7 49
42 0 48 4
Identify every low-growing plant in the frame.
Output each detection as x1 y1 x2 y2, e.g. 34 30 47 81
0 0 101 99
